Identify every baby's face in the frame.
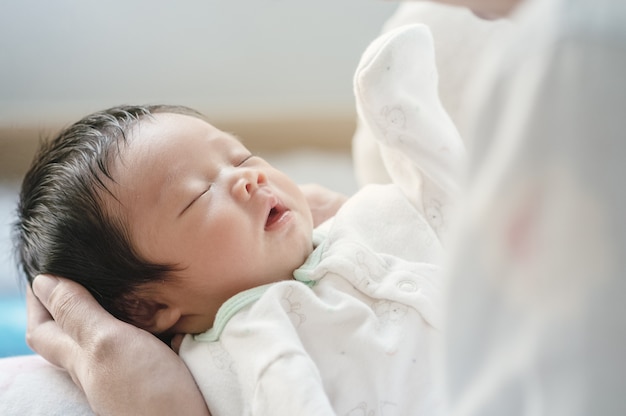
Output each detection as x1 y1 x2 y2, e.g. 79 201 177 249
108 113 314 335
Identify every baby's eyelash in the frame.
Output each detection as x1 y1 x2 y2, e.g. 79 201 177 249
238 154 254 166
179 184 212 216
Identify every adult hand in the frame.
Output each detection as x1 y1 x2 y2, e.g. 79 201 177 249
300 183 349 227
27 274 210 416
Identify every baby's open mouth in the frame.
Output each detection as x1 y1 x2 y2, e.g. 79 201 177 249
265 203 287 229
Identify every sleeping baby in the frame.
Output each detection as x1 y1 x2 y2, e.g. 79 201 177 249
15 24 463 415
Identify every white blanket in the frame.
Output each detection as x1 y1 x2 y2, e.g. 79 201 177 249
0 355 94 416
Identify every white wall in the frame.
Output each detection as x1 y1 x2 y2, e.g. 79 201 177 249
0 0 398 126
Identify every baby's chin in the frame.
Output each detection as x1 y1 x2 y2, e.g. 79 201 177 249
265 244 314 285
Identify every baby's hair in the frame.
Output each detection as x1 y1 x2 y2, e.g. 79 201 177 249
14 104 204 332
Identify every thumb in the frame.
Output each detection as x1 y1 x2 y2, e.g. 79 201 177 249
31 274 60 306
32 274 110 345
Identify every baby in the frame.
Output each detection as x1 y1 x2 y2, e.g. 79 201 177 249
15 104 321 338
16 24 463 415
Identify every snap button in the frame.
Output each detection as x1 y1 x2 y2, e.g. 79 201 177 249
397 280 417 292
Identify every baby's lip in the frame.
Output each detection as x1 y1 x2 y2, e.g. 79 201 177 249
264 196 289 230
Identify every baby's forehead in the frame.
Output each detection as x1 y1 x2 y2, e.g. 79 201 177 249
112 113 249 189
134 112 244 147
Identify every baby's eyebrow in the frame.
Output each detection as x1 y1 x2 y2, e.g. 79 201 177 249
223 130 241 140
158 166 192 216
224 131 246 145
163 169 183 188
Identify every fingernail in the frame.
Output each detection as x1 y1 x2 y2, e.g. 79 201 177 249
171 334 185 354
32 274 59 301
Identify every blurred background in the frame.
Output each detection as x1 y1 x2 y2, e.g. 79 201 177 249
0 0 398 357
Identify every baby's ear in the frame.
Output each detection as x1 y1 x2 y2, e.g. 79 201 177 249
129 299 182 335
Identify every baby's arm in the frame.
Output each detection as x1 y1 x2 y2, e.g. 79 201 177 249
354 24 465 240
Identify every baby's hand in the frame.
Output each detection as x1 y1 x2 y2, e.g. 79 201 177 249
300 184 348 227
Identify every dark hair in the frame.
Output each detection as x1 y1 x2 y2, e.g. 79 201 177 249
14 104 204 331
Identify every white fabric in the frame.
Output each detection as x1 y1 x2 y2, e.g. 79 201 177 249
180 24 464 416
441 0 626 415
0 355 94 416
182 185 444 416
352 2 512 187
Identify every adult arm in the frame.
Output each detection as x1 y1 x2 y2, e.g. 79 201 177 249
442 1 626 414
27 274 210 416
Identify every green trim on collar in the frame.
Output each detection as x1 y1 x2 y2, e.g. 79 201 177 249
293 223 329 285
194 283 274 342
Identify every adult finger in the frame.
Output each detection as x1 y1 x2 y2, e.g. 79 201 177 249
25 283 79 372
26 283 52 330
31 274 114 347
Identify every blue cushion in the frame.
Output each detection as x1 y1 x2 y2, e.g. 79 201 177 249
0 295 33 357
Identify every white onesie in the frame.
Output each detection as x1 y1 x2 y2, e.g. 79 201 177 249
180 24 464 416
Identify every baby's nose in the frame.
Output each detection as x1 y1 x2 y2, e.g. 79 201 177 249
231 168 267 200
